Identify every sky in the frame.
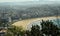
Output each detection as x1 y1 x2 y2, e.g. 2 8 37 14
0 0 60 2
0 0 39 2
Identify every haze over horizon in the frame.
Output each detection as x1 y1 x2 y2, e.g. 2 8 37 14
0 0 60 3
0 0 60 5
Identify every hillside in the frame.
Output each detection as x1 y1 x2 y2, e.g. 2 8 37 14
0 4 60 20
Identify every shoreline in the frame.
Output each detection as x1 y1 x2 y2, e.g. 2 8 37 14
12 16 60 30
19 16 60 21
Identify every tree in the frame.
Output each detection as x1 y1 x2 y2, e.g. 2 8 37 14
26 30 31 36
41 20 60 36
31 25 42 36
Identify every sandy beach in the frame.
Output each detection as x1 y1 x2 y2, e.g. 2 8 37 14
12 16 60 30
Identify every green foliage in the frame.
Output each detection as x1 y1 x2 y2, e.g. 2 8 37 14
6 26 25 36
26 25 43 36
31 25 41 36
41 20 60 36
26 30 31 36
26 20 60 36
5 20 60 36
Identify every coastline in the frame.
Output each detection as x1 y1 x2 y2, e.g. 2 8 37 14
12 16 60 30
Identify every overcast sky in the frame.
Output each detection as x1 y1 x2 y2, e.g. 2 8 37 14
0 0 60 2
